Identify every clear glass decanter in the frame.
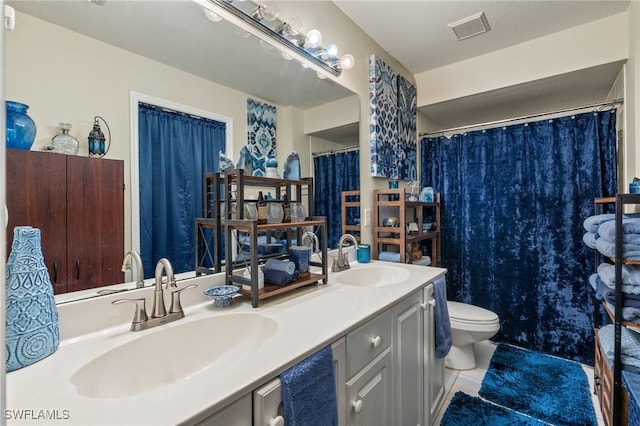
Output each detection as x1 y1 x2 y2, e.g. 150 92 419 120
51 122 79 155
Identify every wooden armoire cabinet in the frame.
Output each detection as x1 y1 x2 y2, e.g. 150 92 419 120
6 148 125 294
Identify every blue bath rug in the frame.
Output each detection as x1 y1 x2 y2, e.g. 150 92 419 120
479 343 597 426
441 391 546 425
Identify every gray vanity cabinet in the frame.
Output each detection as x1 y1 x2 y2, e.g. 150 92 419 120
191 281 444 426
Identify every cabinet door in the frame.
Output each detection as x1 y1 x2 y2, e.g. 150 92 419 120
195 394 251 426
423 284 445 424
392 290 424 426
66 156 124 292
346 349 392 426
6 149 68 293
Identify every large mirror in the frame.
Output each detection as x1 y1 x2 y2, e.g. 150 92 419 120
5 0 359 302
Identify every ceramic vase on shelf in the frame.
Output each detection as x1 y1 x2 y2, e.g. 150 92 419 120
6 226 60 372
6 100 37 150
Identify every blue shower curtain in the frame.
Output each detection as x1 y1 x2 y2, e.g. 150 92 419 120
314 150 360 249
421 110 617 364
138 102 226 278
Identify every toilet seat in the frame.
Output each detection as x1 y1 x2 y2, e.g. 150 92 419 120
448 301 499 326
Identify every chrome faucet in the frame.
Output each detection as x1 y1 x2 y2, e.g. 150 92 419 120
302 230 320 252
112 258 195 332
332 234 358 272
121 250 145 288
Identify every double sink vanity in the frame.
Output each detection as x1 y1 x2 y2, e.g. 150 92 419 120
6 253 446 426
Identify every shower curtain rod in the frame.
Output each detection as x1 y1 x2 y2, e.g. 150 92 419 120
420 98 623 137
312 145 360 157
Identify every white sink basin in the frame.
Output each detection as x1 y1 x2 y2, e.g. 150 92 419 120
71 313 277 398
335 265 410 287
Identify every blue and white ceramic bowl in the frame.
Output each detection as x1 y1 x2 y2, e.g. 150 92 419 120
203 285 240 308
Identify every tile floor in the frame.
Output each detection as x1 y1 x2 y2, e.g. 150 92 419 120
431 340 605 425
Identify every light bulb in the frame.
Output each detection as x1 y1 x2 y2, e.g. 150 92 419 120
203 8 222 22
340 54 355 70
322 44 338 60
304 29 323 49
251 3 278 22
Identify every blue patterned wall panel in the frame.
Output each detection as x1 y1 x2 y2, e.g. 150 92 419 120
247 98 277 177
369 55 398 178
397 75 417 181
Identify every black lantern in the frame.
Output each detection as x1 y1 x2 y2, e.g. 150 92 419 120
87 116 110 157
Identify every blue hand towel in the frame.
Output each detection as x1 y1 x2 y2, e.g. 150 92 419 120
263 269 298 286
280 346 338 426
433 276 452 358
264 259 296 275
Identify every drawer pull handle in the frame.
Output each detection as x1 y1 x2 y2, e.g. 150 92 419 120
371 335 382 348
420 299 436 310
352 399 364 414
269 416 284 426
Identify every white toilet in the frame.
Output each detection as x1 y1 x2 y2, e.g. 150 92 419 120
446 301 500 370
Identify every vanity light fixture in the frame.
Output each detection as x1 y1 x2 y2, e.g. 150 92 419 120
87 116 111 158
205 0 354 76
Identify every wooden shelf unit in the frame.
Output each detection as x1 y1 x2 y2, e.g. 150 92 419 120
592 194 640 426
208 169 328 308
341 190 361 242
372 188 441 266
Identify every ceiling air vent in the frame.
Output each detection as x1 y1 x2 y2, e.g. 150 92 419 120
448 11 491 41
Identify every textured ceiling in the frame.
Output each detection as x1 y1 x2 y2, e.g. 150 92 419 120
333 0 630 75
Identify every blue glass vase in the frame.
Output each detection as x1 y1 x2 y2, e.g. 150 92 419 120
6 226 60 372
6 100 37 150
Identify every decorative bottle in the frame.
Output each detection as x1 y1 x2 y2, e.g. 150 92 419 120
257 191 267 224
6 226 60 371
282 194 291 223
51 122 80 155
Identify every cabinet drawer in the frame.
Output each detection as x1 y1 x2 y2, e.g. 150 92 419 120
347 310 392 377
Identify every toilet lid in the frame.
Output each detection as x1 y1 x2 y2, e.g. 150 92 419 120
447 301 498 323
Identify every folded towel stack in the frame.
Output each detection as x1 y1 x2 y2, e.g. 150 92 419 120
599 324 640 372
582 214 640 260
589 273 640 322
263 259 298 285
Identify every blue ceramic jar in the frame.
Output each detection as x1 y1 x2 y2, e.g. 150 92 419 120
6 100 37 150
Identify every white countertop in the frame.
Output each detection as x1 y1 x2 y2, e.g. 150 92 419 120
6 260 446 425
